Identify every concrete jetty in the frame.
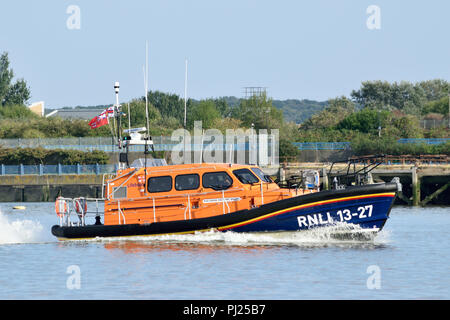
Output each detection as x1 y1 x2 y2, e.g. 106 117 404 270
0 174 105 202
280 163 450 206
0 163 448 206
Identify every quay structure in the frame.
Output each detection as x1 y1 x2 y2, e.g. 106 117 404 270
0 162 448 206
280 162 450 206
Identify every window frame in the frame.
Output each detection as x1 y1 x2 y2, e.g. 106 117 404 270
147 175 173 193
251 167 272 183
232 168 260 184
175 173 200 191
202 171 234 190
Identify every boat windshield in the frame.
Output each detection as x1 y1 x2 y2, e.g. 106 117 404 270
232 168 259 184
251 167 272 183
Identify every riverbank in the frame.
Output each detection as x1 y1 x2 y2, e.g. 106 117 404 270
0 163 448 205
0 175 104 202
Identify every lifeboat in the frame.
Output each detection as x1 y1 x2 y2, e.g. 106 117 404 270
50 82 400 240
51 161 399 240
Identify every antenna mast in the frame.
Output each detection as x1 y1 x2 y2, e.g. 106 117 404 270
114 81 121 150
184 59 188 129
144 41 150 135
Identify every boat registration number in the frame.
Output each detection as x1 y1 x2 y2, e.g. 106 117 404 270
297 205 374 227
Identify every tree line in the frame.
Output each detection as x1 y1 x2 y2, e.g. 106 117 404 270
0 50 448 159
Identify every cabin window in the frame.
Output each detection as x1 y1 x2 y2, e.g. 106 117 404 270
202 171 233 190
175 174 200 191
148 176 172 193
251 167 272 182
232 168 259 184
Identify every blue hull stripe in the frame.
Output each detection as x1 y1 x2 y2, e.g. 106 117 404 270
218 193 395 232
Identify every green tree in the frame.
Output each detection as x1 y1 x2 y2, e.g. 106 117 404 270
336 108 390 134
350 79 448 116
0 52 31 106
127 98 161 128
422 96 449 116
235 92 284 130
146 90 190 124
416 79 449 101
302 96 355 129
3 79 30 105
0 52 14 104
188 100 221 129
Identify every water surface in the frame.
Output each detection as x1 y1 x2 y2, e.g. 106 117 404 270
0 203 448 299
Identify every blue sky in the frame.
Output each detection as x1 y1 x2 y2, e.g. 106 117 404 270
1 0 448 108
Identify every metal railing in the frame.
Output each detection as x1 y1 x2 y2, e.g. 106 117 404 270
397 138 450 145
1 136 448 154
420 119 449 129
0 137 266 152
294 138 449 150
292 142 351 150
0 163 117 175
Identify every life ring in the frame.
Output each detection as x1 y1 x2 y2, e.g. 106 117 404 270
55 197 68 217
75 198 87 216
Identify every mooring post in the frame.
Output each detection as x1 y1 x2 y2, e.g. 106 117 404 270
279 164 286 182
322 167 329 190
412 166 420 206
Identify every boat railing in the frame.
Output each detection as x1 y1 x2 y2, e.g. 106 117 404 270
106 187 246 203
56 197 105 227
328 155 385 188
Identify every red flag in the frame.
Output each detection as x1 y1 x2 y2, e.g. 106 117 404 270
88 111 109 129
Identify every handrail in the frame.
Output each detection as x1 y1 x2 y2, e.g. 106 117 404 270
117 200 126 225
141 165 219 174
105 187 246 203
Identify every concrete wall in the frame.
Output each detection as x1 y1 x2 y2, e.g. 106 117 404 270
0 175 104 202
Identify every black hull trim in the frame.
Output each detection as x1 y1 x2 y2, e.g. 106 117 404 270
51 183 398 239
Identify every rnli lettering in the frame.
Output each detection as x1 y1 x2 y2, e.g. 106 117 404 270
297 205 375 228
297 212 333 227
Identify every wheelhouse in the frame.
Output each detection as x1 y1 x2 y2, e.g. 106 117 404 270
102 163 309 226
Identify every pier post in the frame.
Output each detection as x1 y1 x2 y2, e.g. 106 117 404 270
322 168 329 190
412 166 421 206
279 166 286 182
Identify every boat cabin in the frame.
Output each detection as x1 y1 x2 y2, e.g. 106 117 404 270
103 163 317 226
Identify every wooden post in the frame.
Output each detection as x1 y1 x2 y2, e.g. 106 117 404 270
412 166 420 206
420 181 450 206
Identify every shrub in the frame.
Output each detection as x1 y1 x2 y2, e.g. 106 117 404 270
0 147 110 165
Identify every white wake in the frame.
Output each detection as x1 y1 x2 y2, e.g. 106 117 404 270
0 210 46 245
90 223 390 247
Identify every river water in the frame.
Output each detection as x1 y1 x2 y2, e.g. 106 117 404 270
0 203 448 300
